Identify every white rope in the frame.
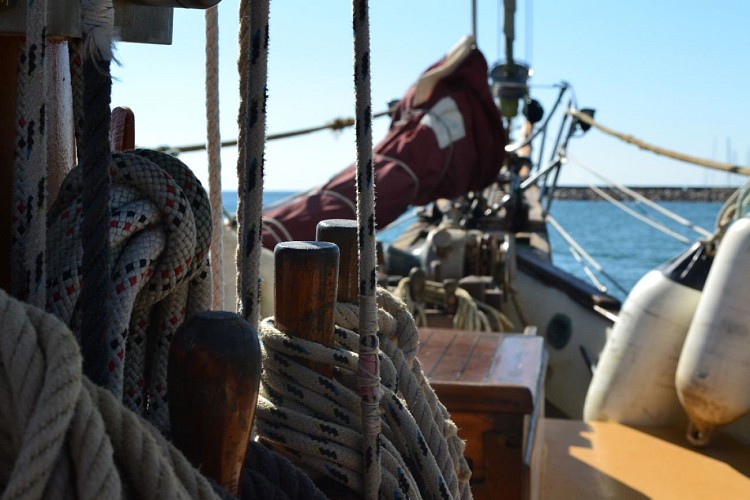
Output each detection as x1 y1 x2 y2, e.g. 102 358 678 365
236 0 269 324
47 150 212 432
352 2 381 496
0 289 221 500
12 0 49 307
205 5 224 311
254 288 471 499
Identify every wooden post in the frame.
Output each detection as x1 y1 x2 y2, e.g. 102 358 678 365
168 311 262 496
0 38 19 291
110 106 135 152
274 241 339 377
316 219 358 303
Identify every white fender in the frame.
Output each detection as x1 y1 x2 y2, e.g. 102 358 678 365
259 246 275 319
584 267 702 425
222 225 275 318
676 217 750 445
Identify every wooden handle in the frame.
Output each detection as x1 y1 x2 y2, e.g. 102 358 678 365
110 106 135 152
316 219 358 303
274 241 339 377
168 311 262 496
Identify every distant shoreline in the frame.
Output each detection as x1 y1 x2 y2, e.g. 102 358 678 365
550 186 737 202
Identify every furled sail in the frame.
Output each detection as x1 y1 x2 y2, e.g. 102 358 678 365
262 37 507 248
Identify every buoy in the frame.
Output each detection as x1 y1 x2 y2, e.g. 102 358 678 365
676 217 750 446
584 242 711 425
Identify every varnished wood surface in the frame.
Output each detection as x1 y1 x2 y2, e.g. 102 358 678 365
274 241 339 377
110 106 135 152
316 219 358 303
542 419 750 499
418 327 544 414
417 327 547 500
168 311 262 496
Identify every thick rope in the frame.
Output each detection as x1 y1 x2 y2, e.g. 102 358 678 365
47 150 212 433
236 0 269 324
352 2 381 497
0 289 221 500
78 0 116 388
205 5 225 311
255 288 472 499
567 108 750 176
11 0 49 307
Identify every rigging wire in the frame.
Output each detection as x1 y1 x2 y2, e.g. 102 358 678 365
546 214 629 295
567 152 713 238
568 245 607 293
572 178 693 244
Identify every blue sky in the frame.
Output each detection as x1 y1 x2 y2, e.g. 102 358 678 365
111 1 750 191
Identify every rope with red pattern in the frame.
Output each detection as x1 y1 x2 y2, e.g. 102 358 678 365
12 0 49 307
46 150 212 433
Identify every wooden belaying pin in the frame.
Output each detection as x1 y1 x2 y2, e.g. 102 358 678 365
317 219 359 304
274 241 339 378
168 311 262 496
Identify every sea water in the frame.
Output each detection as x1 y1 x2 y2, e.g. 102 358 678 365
222 191 724 301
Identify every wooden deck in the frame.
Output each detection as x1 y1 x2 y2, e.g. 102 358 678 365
418 327 750 499
541 419 750 499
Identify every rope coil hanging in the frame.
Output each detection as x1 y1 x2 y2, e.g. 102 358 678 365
46 150 213 432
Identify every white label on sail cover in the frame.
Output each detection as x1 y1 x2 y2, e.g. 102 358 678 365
420 97 466 149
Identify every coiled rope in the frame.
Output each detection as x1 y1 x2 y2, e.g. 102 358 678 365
254 288 472 499
46 150 212 433
394 277 513 333
0 288 221 500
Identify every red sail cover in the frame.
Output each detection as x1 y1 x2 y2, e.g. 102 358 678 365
262 43 506 249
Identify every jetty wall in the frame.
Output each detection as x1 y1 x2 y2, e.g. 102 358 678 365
551 186 737 202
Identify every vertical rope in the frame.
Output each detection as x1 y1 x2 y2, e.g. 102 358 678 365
12 0 49 307
352 1 381 498
205 5 224 311
236 0 269 326
78 0 115 388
